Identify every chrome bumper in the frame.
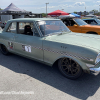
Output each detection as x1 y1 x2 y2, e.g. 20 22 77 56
86 63 100 74
89 67 100 73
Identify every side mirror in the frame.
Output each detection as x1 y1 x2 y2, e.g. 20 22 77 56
73 24 78 27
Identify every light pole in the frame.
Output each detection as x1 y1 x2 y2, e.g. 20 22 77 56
99 5 100 12
46 3 49 18
85 7 86 15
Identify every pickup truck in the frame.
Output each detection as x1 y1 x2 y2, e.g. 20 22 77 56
0 15 13 29
0 18 100 79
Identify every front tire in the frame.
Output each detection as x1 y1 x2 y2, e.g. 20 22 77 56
58 58 83 79
0 44 9 55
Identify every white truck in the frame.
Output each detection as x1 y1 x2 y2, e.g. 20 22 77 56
0 15 12 28
0 15 25 29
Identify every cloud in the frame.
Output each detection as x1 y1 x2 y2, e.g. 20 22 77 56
48 6 56 9
74 2 85 6
96 1 100 3
32 4 74 10
95 1 100 4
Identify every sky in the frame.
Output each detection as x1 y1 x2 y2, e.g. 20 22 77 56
1 0 100 13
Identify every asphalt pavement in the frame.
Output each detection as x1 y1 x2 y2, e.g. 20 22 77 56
0 52 100 100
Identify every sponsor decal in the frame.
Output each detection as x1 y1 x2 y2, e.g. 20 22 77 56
22 45 31 53
8 42 13 49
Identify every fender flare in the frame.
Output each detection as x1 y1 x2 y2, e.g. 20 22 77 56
53 55 88 71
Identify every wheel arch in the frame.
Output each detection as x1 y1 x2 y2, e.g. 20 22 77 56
86 31 98 34
0 43 7 48
53 55 88 71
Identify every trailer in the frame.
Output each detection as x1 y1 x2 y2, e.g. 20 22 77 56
0 15 12 28
0 15 25 29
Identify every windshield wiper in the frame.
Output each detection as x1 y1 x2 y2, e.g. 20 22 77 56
57 33 63 35
61 30 68 32
45 32 58 36
45 31 69 36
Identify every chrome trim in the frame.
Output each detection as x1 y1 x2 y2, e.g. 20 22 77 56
95 53 100 64
89 67 100 73
0 38 92 61
86 64 94 68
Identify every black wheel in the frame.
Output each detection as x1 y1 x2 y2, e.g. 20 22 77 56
58 58 83 79
0 44 9 55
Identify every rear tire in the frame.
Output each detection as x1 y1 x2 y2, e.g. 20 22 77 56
58 58 83 79
0 44 9 55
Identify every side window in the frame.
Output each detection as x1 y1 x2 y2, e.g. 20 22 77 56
85 20 97 25
63 20 71 26
85 20 89 23
18 22 26 34
63 20 76 26
70 20 76 26
90 20 97 25
6 22 16 33
17 22 40 37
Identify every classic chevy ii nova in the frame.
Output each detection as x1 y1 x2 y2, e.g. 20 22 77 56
0 18 100 79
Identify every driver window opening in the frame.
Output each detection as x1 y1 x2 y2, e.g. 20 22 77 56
6 22 16 33
63 20 76 26
17 22 40 37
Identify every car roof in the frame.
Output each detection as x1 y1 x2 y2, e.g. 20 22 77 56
61 17 80 21
8 18 60 22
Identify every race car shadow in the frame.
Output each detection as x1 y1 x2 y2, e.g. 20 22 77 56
0 53 100 100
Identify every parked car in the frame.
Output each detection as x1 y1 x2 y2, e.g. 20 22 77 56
0 18 100 79
83 18 100 25
61 17 100 35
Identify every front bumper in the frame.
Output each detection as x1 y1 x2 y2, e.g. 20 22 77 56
89 67 100 73
86 62 100 74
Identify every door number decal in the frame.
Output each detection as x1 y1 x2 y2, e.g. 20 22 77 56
22 45 31 52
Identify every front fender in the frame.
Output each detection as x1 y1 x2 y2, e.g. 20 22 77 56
53 55 89 71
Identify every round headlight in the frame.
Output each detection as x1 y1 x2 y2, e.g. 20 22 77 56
95 53 100 64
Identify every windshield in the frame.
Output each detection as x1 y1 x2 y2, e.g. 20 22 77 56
74 19 87 26
37 20 70 36
95 19 100 23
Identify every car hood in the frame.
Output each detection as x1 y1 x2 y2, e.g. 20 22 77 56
45 32 100 53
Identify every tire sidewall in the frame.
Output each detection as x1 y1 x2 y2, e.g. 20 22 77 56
58 58 83 79
0 45 9 55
